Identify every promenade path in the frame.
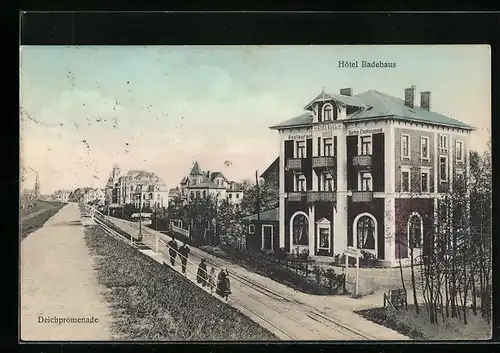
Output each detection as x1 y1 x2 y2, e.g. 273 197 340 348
21 203 113 341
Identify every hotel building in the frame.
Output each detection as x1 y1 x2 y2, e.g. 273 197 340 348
270 87 473 267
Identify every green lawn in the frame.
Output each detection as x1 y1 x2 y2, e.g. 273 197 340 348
20 200 66 239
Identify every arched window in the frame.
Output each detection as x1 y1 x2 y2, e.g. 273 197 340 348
292 213 309 246
356 215 376 250
408 213 423 249
323 104 333 121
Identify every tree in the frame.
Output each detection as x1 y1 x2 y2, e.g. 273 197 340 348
216 199 245 248
240 169 279 217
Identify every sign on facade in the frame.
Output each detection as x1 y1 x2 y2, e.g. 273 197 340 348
286 133 312 140
312 123 343 131
347 127 383 135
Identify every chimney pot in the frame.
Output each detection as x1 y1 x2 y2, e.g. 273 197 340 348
420 91 431 111
340 88 352 96
404 86 416 108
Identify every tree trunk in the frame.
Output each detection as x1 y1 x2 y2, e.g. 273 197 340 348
398 242 408 311
410 248 419 314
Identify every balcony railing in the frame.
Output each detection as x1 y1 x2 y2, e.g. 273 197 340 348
352 155 373 169
312 156 336 169
286 158 305 171
352 191 374 203
288 192 307 202
307 191 336 203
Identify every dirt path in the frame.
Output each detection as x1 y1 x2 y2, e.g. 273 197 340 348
20 203 113 341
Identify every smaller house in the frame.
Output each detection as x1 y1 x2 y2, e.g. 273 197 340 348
242 208 279 252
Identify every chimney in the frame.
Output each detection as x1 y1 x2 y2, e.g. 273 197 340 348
340 88 352 96
420 91 431 111
404 86 416 108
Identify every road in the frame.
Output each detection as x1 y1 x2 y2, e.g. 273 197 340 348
105 215 409 341
20 203 113 341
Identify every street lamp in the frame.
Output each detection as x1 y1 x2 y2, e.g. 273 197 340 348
137 184 144 242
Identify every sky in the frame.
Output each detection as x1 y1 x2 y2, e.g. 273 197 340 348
20 45 491 195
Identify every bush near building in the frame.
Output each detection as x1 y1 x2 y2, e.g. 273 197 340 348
84 226 278 341
200 245 346 296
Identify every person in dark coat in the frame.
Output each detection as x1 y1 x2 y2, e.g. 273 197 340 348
178 242 190 275
167 237 179 266
216 267 231 302
197 258 208 287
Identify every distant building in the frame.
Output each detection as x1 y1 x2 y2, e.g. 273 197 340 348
52 190 71 203
22 173 41 200
170 161 244 204
104 165 168 210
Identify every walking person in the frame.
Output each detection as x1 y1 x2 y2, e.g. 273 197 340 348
178 242 190 276
216 267 232 302
167 237 179 266
197 258 208 287
208 267 216 293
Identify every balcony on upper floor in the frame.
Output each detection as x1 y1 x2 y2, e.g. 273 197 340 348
307 191 336 204
286 158 305 172
287 191 307 202
352 155 372 169
351 191 374 203
312 156 336 170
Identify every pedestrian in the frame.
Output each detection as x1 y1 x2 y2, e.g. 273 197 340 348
167 237 179 266
197 258 208 287
178 242 190 275
216 267 232 302
208 267 216 293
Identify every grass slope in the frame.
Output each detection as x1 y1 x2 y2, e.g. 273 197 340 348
84 226 278 341
20 201 66 239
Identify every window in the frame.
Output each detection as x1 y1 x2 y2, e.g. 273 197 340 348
456 140 464 162
130 186 134 191
401 167 411 192
323 173 334 191
439 156 448 182
360 135 372 155
408 213 423 249
356 216 376 250
420 136 430 160
296 174 306 192
420 169 430 193
319 228 330 249
149 192 153 200
196 191 201 198
323 138 333 156
236 193 240 199
439 134 448 152
248 224 255 234
401 134 410 158
292 214 309 245
202 190 206 198
360 172 372 191
228 193 233 199
296 141 306 158
323 104 333 121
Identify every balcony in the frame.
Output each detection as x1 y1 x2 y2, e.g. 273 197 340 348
286 158 305 172
352 155 372 169
352 191 374 203
288 192 307 202
312 156 336 169
307 191 336 203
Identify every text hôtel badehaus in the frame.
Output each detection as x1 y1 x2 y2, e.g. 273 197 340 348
338 60 397 68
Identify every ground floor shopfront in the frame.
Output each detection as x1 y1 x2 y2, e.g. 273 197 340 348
279 193 436 267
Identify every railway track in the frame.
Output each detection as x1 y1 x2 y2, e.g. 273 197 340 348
91 210 374 340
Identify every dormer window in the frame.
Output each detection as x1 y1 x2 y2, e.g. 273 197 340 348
323 104 333 121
